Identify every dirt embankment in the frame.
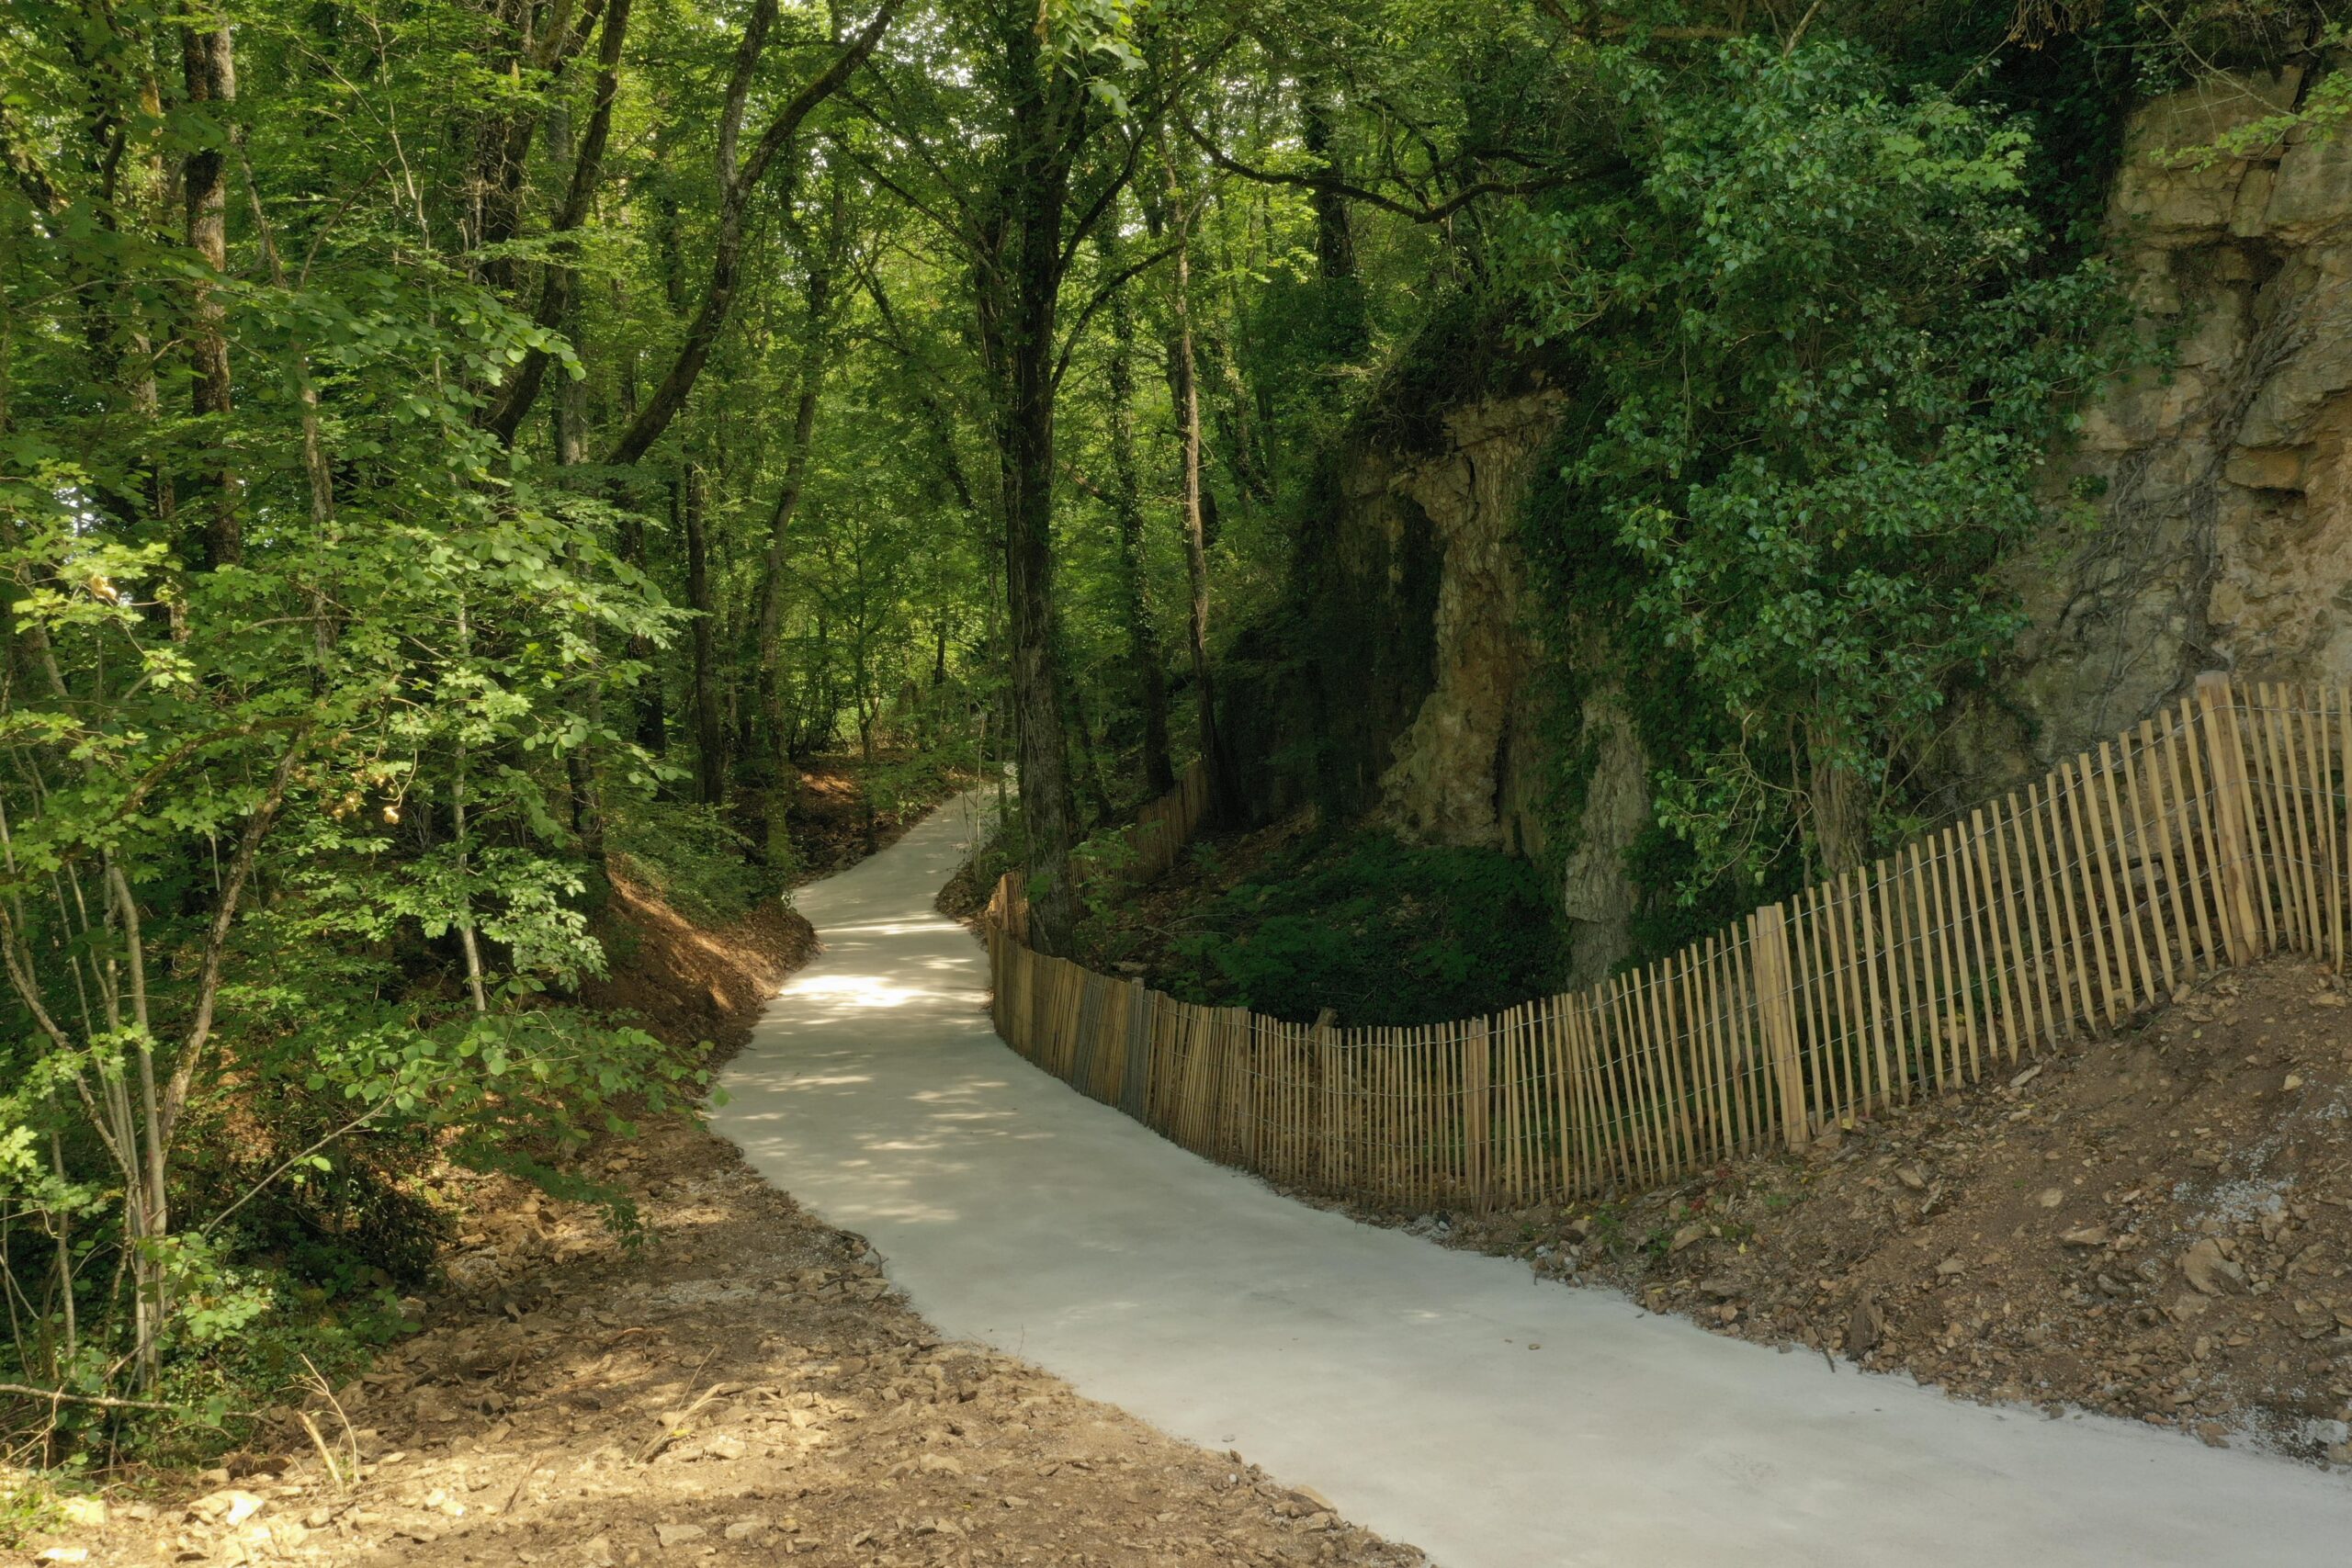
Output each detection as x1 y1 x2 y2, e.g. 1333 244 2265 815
582 870 817 1054
778 761 982 885
53 817 1423 1568
1429 954 2352 1464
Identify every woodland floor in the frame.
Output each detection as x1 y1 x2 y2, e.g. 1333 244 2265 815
27 785 1420 1568
1384 953 2352 1467
934 809 1314 977
771 760 985 886
38 785 2352 1563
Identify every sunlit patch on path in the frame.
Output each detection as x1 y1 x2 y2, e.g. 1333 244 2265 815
715 792 2352 1568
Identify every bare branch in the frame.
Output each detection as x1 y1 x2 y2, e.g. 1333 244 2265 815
1180 111 1581 224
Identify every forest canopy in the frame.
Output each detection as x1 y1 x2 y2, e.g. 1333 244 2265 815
0 0 2325 1448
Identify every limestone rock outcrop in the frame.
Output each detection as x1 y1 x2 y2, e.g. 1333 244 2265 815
1976 66 2352 787
1227 64 2352 981
1372 393 1556 852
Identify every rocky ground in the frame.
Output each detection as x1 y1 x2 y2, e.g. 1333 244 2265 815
1411 953 2352 1464
17 797 1423 1568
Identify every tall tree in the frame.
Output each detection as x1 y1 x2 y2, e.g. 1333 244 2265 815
754 167 853 839
681 463 727 805
182 10 238 567
956 3 1143 953
1148 123 1228 824
1094 203 1176 795
604 0 899 468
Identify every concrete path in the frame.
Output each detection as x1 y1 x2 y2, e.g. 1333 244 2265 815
712 791 2352 1567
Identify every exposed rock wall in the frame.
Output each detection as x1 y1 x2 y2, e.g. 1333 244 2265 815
1967 67 2352 787
1227 66 2352 982
1372 394 1558 853
1219 388 1656 980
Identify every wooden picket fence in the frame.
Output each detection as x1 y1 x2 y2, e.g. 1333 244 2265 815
989 757 1208 944
1084 757 1212 888
982 674 2352 1210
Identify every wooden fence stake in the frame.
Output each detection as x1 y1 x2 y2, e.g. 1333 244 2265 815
2197 671 2265 965
1748 902 1807 1150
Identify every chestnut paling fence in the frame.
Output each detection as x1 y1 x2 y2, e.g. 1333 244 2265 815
982 675 2350 1210
1080 757 1214 887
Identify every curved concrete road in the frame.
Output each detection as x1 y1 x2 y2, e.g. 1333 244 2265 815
713 790 2352 1566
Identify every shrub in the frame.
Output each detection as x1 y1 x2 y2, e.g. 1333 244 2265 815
1157 832 1569 1025
608 799 781 924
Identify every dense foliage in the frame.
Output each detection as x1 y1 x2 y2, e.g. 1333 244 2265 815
0 0 2323 1459
0 0 943 1444
1153 833 1570 1026
1500 38 2127 896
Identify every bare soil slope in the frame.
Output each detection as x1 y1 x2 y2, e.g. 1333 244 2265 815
1435 954 2352 1463
47 851 1421 1567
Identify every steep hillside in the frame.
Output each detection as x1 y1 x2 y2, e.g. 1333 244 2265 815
1222 63 2352 986
1430 954 2352 1466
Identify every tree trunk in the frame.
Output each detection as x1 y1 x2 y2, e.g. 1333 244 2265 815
614 504 666 758
1095 205 1176 795
1159 152 1227 826
1806 715 1868 879
548 276 605 877
975 10 1089 954
1063 652 1114 829
754 170 845 862
1300 79 1359 288
181 20 238 569
681 464 726 805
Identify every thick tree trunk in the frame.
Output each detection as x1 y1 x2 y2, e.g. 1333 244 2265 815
1095 208 1176 796
181 20 238 569
681 465 726 805
976 11 1088 954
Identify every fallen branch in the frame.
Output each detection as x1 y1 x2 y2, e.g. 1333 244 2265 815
0 1382 190 1413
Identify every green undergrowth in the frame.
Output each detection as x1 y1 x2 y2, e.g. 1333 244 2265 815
1084 824 1570 1027
610 797 777 924
0 1477 59 1551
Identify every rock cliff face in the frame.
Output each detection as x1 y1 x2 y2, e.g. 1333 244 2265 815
1369 394 1557 853
1219 388 1654 982
1230 67 2352 978
1972 67 2352 785
1221 391 1554 844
